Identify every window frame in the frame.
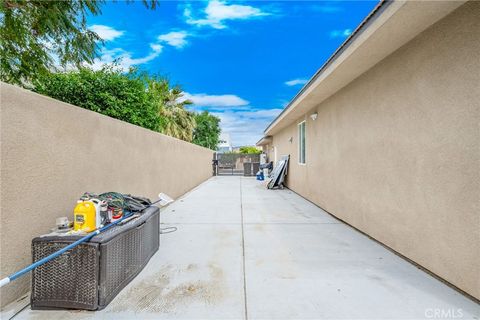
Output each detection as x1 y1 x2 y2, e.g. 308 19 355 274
298 120 306 165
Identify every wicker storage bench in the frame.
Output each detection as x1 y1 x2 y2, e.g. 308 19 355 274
31 206 159 310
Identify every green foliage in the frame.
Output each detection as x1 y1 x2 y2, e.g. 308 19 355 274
0 0 156 86
1 0 102 85
34 67 162 132
193 111 221 150
151 81 196 142
239 146 262 154
33 67 212 145
0 0 213 145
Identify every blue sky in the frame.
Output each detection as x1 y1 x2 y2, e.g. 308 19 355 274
87 1 378 146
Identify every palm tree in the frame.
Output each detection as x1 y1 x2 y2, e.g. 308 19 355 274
148 79 196 142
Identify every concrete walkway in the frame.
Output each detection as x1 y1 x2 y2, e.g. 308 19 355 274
13 177 479 319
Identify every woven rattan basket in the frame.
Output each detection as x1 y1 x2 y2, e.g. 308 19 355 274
31 206 159 310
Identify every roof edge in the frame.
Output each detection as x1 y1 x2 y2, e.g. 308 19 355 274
256 135 272 146
264 0 390 134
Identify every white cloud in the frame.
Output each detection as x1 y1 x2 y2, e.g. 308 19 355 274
211 108 282 146
158 31 189 48
183 92 249 107
89 25 124 41
88 44 162 71
184 0 270 29
182 89 280 145
150 43 163 53
329 29 352 38
236 108 283 118
311 5 342 13
285 78 308 86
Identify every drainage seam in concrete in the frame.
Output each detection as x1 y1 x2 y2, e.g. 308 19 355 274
239 177 249 320
163 222 341 225
161 222 244 225
243 222 342 225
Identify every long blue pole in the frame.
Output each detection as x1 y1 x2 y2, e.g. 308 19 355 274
0 198 162 288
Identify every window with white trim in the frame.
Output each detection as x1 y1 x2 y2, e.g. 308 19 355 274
298 121 306 164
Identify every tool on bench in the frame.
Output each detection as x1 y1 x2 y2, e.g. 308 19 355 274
0 192 173 288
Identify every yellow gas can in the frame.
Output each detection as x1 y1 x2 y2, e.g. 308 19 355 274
73 200 97 232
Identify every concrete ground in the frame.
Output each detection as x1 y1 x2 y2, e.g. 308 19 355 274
8 177 480 319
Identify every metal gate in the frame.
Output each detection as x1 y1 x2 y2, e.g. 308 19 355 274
213 153 260 176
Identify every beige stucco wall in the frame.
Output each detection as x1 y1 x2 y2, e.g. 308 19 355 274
271 2 479 299
0 83 213 307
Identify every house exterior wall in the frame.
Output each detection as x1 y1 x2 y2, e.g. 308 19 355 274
0 83 214 307
261 144 273 163
269 2 479 299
